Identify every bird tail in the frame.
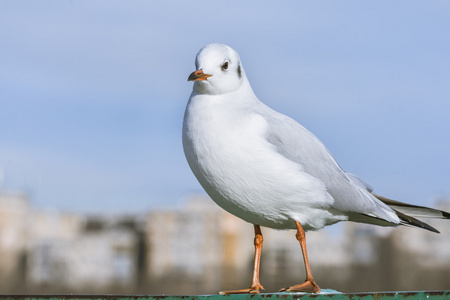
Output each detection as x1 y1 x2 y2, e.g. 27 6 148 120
372 193 450 233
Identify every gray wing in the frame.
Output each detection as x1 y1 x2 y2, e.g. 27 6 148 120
345 171 450 220
259 106 399 224
345 172 374 192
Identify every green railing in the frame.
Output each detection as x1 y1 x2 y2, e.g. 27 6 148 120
1 291 449 300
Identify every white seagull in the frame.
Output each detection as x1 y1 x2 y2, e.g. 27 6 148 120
182 43 450 294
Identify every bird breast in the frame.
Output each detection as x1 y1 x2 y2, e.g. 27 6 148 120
182 94 337 229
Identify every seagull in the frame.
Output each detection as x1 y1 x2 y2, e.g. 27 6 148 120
182 43 450 294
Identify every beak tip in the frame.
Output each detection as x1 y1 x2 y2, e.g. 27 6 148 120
188 69 212 82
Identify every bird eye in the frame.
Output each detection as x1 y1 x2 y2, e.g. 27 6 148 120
221 61 229 71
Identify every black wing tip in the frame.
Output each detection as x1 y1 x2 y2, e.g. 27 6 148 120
442 210 450 219
395 210 440 234
418 223 440 234
400 219 440 233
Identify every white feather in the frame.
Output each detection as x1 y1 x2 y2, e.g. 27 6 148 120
183 44 401 232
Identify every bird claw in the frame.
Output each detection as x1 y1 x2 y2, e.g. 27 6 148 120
218 289 260 294
279 280 321 293
219 284 264 294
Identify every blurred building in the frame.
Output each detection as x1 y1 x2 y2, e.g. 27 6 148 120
0 189 449 294
0 189 146 293
27 212 144 293
392 199 450 267
145 196 254 293
0 191 29 292
342 199 450 292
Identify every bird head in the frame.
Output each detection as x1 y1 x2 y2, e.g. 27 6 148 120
188 44 246 95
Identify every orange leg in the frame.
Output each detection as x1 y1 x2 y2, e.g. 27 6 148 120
279 221 321 293
219 224 264 294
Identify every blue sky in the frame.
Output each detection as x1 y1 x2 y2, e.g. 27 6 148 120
1 1 449 213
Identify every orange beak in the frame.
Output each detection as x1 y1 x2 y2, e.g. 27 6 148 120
188 69 212 81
